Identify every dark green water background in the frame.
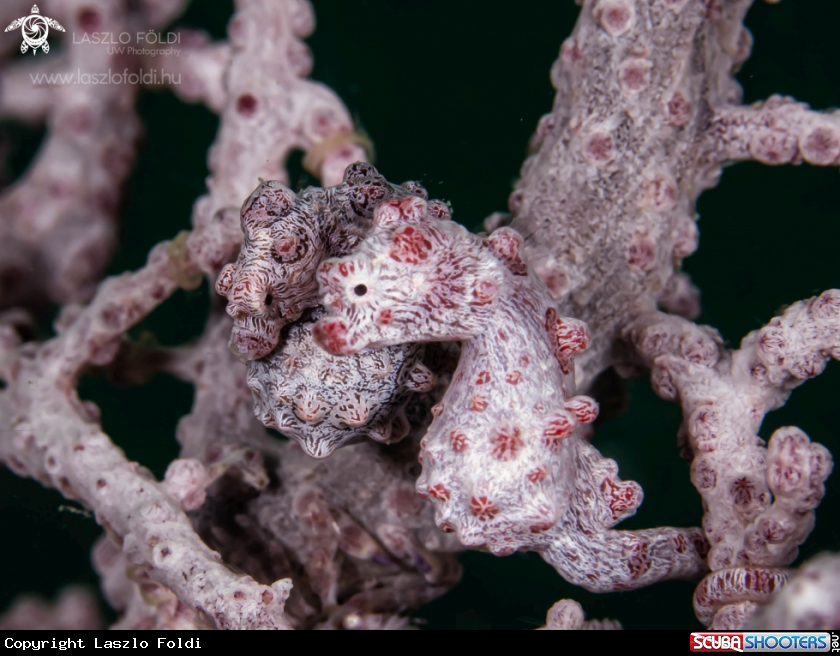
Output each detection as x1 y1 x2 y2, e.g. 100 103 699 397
1 0 838 630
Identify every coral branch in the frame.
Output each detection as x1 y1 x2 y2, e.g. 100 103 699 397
626 292 838 625
93 537 199 630
0 0 190 308
0 56 59 121
0 586 103 630
510 0 839 391
694 567 788 627
539 599 620 630
141 0 191 30
185 0 368 276
0 242 292 630
708 96 840 166
145 29 232 112
749 553 840 630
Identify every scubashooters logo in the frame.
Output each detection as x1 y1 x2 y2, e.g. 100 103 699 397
4 5 64 55
690 632 834 653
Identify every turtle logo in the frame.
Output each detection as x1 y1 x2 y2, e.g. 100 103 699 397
4 5 64 55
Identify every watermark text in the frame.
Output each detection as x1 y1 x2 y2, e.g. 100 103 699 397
30 68 181 86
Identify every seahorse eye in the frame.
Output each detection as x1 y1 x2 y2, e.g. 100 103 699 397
354 284 368 297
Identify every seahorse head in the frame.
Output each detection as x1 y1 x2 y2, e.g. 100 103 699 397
216 181 322 360
314 195 501 355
